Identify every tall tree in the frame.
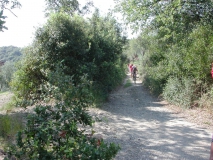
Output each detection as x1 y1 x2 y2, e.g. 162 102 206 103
44 0 93 16
114 0 213 32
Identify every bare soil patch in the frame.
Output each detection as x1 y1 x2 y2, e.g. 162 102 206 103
165 103 213 131
0 92 13 111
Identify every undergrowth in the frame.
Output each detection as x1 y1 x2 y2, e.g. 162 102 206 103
0 114 24 146
163 77 196 108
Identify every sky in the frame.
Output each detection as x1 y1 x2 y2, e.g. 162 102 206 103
0 0 116 48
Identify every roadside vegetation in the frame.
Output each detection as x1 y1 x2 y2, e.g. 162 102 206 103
1 0 213 159
117 0 213 110
1 0 127 159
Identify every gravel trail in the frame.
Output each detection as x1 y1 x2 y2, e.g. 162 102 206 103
0 75 212 160
89 74 211 160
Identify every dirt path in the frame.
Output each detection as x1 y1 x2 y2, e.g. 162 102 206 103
89 74 212 160
0 75 212 160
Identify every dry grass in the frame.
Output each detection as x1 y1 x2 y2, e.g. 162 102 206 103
165 103 213 131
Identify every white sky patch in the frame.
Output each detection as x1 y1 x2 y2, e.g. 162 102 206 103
0 0 135 47
0 0 46 47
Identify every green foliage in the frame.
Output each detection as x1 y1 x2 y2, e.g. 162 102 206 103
34 13 89 78
0 0 21 10
11 12 126 104
0 46 22 62
9 10 125 159
0 61 17 91
114 0 213 32
116 0 213 107
163 77 197 108
0 114 24 141
10 47 47 105
0 10 7 32
44 0 93 16
88 11 127 99
180 24 213 80
140 24 213 104
7 67 120 160
123 38 144 62
143 76 165 96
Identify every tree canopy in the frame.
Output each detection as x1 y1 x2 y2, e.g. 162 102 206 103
44 0 93 16
115 0 213 32
115 0 213 108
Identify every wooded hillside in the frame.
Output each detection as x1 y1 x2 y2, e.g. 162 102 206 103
0 46 22 62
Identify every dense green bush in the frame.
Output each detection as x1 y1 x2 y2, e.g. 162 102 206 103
7 66 120 160
0 114 24 142
10 46 47 107
86 11 127 98
9 11 125 159
163 77 197 108
161 24 213 106
128 23 213 106
0 61 16 91
11 12 126 104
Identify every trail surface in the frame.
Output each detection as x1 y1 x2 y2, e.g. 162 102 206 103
89 74 211 160
0 75 212 160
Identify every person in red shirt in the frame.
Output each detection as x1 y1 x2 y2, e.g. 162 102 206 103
129 64 133 77
211 63 213 78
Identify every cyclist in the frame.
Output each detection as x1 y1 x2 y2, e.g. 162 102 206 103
132 65 138 81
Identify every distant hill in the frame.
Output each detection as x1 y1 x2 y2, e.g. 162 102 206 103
0 46 22 63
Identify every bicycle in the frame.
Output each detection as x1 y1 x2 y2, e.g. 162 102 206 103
132 71 136 83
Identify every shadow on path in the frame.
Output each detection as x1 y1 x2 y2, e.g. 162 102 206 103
89 74 211 160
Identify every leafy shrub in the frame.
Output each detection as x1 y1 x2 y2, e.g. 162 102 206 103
0 61 16 91
7 66 120 160
11 12 126 106
142 60 168 95
198 86 213 109
163 77 196 108
0 114 24 141
143 75 165 95
8 12 125 159
10 46 47 107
